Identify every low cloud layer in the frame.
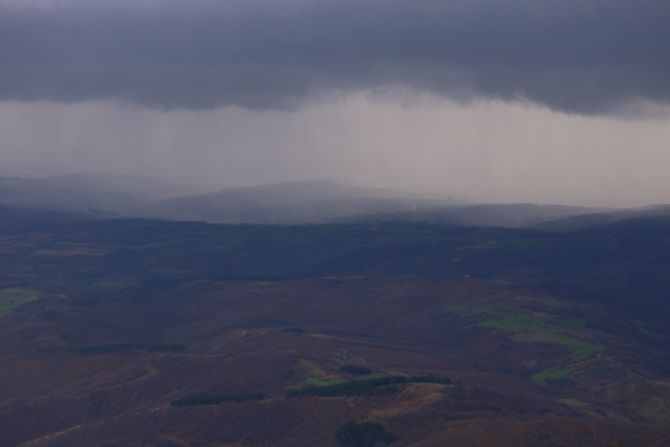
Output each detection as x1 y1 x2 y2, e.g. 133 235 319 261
1 0 669 114
2 96 670 207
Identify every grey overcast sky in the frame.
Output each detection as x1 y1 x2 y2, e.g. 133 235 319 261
1 0 669 206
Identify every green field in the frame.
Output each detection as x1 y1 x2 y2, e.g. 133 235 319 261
476 308 551 333
515 332 600 361
0 288 41 315
306 376 347 387
532 365 573 382
444 300 601 383
443 301 586 336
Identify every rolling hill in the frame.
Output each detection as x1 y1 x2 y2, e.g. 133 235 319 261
0 174 610 227
0 208 669 446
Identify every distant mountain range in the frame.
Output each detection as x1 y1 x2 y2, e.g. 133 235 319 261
360 203 608 228
532 204 670 231
146 180 461 224
0 173 200 217
3 173 667 229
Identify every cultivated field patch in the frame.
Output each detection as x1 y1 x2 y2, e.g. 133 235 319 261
0 288 41 315
443 299 601 383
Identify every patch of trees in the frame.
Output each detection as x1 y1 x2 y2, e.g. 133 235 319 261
171 392 266 407
287 375 451 398
336 421 396 447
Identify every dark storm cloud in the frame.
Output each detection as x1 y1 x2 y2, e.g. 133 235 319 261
1 0 668 113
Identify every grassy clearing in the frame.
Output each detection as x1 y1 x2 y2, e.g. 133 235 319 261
526 335 600 383
521 333 600 383
306 376 346 387
476 309 551 333
548 318 586 332
298 359 347 387
445 301 555 333
532 365 572 382
444 301 587 337
532 295 571 309
288 375 451 398
444 300 600 383
515 332 600 361
0 288 41 315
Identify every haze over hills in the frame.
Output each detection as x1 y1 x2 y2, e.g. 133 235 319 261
362 203 610 229
0 173 623 228
42 173 204 200
0 173 202 217
533 204 670 231
146 180 462 224
0 175 143 217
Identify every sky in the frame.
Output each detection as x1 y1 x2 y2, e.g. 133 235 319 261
1 0 669 206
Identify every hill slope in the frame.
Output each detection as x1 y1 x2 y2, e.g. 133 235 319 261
0 210 669 445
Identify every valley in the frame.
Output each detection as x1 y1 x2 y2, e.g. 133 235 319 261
0 211 669 446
